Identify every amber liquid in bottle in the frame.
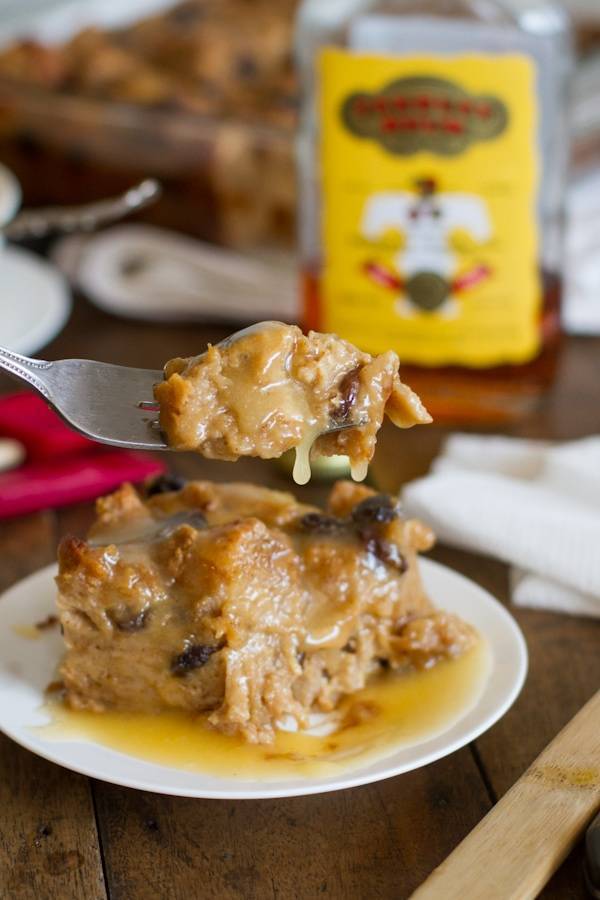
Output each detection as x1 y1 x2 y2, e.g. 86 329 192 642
303 268 562 425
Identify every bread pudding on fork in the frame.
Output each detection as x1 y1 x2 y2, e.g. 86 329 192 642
56 477 475 744
154 322 431 483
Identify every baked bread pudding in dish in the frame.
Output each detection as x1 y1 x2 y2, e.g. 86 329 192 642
154 322 431 484
0 0 299 126
56 476 475 744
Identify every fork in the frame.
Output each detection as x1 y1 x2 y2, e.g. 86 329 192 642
0 346 166 450
0 339 363 452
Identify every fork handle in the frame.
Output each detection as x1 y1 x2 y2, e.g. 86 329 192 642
0 346 53 399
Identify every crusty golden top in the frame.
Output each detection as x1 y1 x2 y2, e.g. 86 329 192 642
56 478 460 742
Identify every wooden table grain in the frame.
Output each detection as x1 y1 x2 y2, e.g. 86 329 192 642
1 297 599 900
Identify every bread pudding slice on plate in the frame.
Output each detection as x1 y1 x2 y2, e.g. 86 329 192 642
153 322 431 483
56 477 475 744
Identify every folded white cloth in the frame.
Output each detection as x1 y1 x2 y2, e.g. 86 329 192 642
402 434 600 618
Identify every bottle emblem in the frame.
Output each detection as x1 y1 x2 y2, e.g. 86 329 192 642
361 178 492 316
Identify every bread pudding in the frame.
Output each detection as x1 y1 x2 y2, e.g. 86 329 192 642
154 322 431 484
0 2 299 247
0 0 298 126
56 477 475 744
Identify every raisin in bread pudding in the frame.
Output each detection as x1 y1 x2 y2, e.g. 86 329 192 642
154 322 431 484
56 477 475 744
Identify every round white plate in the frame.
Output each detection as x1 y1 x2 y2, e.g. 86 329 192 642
0 245 71 355
0 559 527 799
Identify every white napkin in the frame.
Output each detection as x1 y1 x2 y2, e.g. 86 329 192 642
402 434 600 618
52 225 297 324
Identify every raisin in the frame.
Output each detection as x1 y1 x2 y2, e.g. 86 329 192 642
146 474 186 497
236 55 259 80
365 537 407 573
151 97 185 114
35 614 58 631
109 606 149 633
352 494 400 527
156 511 207 538
331 366 361 424
171 642 222 676
299 512 345 535
167 3 204 25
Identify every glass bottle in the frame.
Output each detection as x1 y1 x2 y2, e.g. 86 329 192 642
296 0 572 424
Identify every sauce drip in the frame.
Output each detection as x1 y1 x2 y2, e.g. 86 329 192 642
350 459 369 482
293 426 321 485
37 641 489 780
13 624 43 640
294 431 369 486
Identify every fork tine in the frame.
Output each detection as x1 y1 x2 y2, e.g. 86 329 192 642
324 418 368 435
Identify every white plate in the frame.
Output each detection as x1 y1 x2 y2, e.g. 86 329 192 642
1 246 71 354
0 559 527 799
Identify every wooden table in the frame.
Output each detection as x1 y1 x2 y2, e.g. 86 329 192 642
1 298 599 900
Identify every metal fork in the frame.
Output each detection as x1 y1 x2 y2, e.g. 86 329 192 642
0 346 166 450
0 340 363 452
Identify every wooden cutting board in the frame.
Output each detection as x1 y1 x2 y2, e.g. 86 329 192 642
411 690 600 900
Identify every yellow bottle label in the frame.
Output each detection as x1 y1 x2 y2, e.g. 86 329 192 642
320 49 540 367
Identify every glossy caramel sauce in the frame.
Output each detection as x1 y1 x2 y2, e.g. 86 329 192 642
13 624 43 640
38 640 489 780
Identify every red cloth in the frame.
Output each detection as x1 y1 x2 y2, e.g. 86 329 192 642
0 391 93 459
0 392 165 518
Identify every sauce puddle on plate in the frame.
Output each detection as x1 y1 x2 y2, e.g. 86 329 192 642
37 640 490 779
13 624 43 640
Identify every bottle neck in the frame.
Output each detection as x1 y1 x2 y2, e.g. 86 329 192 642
359 0 515 23
295 0 517 69
297 0 518 31
296 0 571 37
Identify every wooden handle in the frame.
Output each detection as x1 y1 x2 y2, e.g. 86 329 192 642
411 691 600 900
